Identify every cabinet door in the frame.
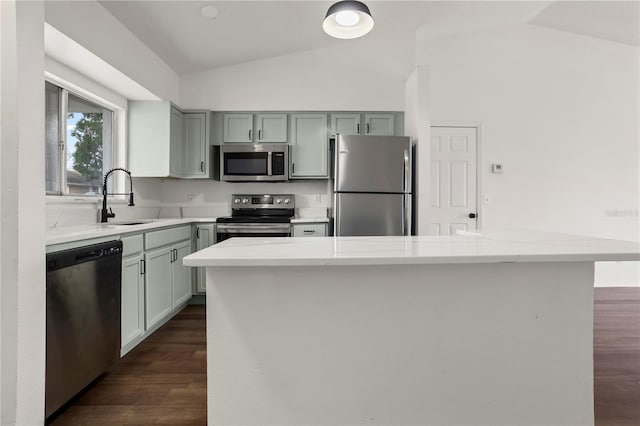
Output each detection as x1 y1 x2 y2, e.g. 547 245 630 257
182 112 208 178
289 114 328 178
292 223 327 237
224 113 253 143
195 224 215 293
121 254 145 349
170 107 184 176
172 240 193 308
256 113 287 143
365 113 395 136
145 247 173 329
331 113 361 137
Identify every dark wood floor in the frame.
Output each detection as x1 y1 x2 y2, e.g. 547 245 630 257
48 306 207 425
594 287 640 426
50 288 639 425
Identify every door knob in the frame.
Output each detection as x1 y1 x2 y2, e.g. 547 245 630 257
469 213 477 219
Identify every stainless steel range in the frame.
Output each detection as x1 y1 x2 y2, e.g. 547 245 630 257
216 194 295 242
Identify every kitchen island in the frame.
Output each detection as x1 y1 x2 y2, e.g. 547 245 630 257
183 230 639 426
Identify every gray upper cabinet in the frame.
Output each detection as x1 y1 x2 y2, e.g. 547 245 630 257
223 113 253 143
129 101 213 178
255 113 287 143
223 113 287 143
289 113 328 179
330 113 361 137
364 113 395 136
181 111 210 179
129 101 183 178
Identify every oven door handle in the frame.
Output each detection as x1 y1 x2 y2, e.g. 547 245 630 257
216 224 291 233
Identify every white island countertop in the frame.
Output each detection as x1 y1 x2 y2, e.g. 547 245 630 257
184 229 639 267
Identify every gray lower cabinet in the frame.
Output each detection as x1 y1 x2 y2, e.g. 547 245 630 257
292 223 328 237
120 225 193 356
194 223 216 294
144 226 193 330
120 235 145 356
145 246 174 330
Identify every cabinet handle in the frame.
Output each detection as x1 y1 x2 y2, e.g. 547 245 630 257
196 228 200 239
258 129 262 140
292 163 295 174
248 129 252 141
356 123 360 134
200 161 204 172
303 230 315 234
173 248 178 262
366 123 370 134
140 259 145 275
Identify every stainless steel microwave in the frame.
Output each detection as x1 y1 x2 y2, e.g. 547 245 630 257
214 144 289 182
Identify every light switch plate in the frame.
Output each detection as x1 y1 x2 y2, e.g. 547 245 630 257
491 164 503 173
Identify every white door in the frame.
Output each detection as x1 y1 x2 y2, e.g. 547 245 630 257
428 126 478 235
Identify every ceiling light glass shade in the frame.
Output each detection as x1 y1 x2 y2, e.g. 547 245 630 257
322 0 374 39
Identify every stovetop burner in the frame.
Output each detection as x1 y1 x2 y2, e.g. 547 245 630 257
217 193 295 224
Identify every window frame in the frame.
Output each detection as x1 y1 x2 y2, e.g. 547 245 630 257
45 79 120 198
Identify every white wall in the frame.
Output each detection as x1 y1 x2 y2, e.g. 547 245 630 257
1 1 46 424
180 32 416 111
418 24 639 285
44 0 179 103
421 24 639 242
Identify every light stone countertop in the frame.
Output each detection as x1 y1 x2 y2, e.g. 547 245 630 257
46 218 219 246
45 216 331 246
183 229 640 267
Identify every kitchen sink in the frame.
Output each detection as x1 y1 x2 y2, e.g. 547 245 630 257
111 220 154 226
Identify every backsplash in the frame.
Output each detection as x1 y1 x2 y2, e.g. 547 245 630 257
46 177 331 228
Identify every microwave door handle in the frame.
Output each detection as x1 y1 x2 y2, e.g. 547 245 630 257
267 152 272 176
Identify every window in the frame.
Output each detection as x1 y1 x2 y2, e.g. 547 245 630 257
45 81 114 196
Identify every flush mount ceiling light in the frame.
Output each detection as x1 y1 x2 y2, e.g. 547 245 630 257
322 0 374 39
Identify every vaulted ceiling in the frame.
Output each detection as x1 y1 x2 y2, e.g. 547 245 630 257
98 1 639 75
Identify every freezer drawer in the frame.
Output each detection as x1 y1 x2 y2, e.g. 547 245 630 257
335 193 411 236
334 135 411 193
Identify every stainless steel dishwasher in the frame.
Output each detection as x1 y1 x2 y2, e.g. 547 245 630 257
45 240 123 418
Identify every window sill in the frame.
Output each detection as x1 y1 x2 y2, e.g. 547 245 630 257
46 195 126 205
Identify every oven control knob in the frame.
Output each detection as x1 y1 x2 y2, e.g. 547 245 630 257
233 198 240 204
275 199 282 204
284 198 290 204
242 198 249 204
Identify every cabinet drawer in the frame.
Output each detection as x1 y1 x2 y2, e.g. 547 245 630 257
292 223 327 237
121 234 144 257
145 225 191 250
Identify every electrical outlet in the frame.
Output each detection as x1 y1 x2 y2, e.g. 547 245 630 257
314 194 321 205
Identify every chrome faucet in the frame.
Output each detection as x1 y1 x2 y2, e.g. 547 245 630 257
101 168 135 223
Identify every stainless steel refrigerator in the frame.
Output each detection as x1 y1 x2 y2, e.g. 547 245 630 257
333 134 412 236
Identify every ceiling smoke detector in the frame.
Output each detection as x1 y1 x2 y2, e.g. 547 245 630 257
201 5 219 19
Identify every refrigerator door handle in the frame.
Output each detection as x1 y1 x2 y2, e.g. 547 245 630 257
404 194 412 236
403 149 409 193
333 192 340 236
